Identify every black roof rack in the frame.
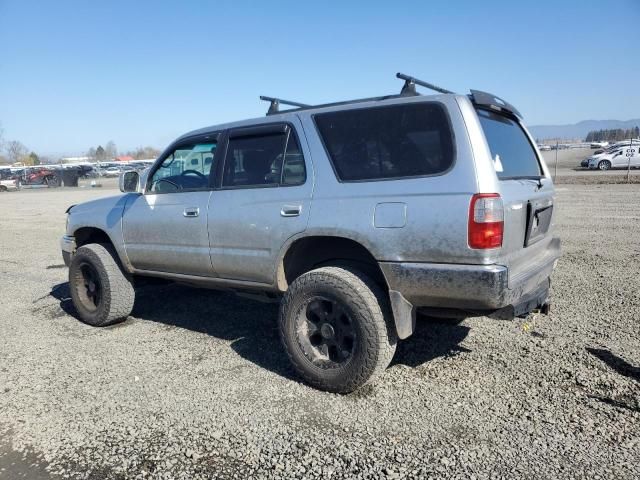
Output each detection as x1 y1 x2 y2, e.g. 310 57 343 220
395 72 455 95
259 72 522 119
259 96 311 115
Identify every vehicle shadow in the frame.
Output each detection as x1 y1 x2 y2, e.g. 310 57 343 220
586 347 640 383
392 317 471 368
585 347 640 413
50 283 471 383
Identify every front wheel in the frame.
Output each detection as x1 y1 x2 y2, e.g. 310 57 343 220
598 160 611 171
69 243 135 326
279 266 397 393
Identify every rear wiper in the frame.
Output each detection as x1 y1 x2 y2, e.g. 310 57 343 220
500 175 545 189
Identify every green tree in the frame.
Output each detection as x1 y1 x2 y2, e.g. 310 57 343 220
28 152 40 166
95 145 106 161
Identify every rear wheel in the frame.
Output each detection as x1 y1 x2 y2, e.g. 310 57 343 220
598 160 611 171
0 186 6 192
279 266 397 393
69 243 135 326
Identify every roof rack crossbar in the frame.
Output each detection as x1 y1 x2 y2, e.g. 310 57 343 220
259 95 311 115
396 72 454 95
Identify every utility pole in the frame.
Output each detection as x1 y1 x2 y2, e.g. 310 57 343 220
627 137 633 183
554 140 559 181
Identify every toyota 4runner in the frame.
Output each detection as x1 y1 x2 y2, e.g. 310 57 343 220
61 73 561 393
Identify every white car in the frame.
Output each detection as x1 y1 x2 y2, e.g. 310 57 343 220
102 167 122 177
0 178 20 192
588 146 640 170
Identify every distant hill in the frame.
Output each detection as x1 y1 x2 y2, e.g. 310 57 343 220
528 119 640 141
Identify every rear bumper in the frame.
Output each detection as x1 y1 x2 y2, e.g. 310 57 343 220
60 235 76 267
379 237 561 313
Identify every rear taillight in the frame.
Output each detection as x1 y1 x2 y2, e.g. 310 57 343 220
468 193 504 249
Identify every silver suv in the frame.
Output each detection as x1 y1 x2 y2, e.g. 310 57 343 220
61 74 561 393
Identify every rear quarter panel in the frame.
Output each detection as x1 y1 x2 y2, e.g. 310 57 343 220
298 96 483 264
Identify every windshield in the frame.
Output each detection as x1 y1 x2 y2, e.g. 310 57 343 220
476 108 542 179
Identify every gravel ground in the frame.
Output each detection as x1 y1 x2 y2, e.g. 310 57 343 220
0 184 638 479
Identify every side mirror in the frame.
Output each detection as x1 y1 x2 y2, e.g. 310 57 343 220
119 171 140 193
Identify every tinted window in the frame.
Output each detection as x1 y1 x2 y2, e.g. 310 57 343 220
282 133 306 185
476 109 541 179
222 128 307 188
315 103 454 181
150 142 216 193
223 133 286 187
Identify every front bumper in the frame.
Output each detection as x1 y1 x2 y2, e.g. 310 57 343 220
380 237 561 313
60 235 76 266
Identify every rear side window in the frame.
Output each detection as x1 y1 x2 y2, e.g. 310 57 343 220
315 103 454 181
222 127 307 188
223 133 286 187
476 109 542 179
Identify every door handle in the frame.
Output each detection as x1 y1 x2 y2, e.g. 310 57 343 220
183 207 199 218
281 205 301 217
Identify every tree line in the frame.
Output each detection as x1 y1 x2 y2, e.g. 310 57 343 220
0 122 161 166
0 122 42 165
585 126 640 142
86 143 160 161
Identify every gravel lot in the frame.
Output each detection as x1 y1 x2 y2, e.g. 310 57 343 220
0 184 638 479
541 147 640 181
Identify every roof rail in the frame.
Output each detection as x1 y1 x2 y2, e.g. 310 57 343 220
396 72 455 95
259 96 311 115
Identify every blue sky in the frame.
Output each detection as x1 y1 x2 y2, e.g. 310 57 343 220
1 0 638 155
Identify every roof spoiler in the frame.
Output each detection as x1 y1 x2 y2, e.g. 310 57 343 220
469 89 522 119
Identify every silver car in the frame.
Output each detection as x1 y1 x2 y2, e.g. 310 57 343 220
60 73 561 392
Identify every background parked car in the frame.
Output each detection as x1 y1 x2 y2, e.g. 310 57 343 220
19 167 61 187
0 178 20 192
587 145 640 170
103 167 122 177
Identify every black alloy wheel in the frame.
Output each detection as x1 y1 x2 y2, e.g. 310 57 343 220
295 296 357 369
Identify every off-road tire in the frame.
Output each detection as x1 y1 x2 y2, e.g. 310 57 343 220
598 160 611 171
69 243 135 327
279 266 397 393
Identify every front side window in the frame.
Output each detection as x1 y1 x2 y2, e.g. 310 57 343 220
476 109 542 179
222 128 306 188
150 142 216 193
314 102 454 181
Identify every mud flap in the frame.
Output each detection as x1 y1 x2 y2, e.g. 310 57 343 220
389 290 416 339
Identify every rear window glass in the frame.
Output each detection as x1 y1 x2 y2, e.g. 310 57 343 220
476 108 542 179
314 103 454 181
